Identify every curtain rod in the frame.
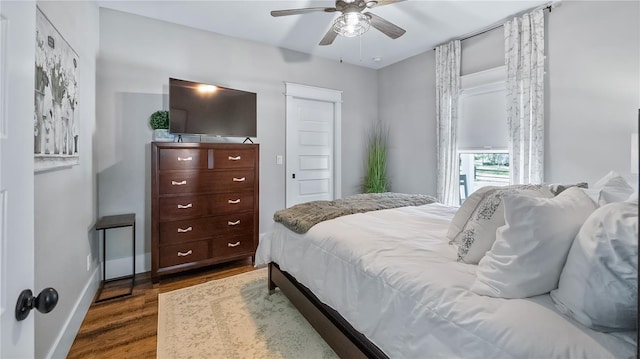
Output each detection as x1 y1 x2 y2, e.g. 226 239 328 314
433 1 559 50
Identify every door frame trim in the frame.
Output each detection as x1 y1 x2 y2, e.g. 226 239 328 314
284 82 342 207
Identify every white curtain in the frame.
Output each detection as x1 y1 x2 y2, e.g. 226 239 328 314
436 40 461 205
505 9 545 184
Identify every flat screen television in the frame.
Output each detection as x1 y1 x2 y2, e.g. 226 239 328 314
169 78 257 137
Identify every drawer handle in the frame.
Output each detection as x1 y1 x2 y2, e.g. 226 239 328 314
177 203 193 209
228 199 241 204
232 177 246 182
177 250 193 257
177 156 193 161
228 156 241 161
171 180 187 186
177 226 193 233
228 220 240 226
228 241 241 247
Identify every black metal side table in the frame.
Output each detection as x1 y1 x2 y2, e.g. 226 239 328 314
94 213 136 302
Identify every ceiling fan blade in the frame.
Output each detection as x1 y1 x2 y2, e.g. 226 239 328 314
366 0 407 8
271 7 336 17
366 12 406 39
319 28 338 46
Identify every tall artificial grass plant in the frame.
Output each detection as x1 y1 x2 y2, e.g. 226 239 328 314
363 122 390 193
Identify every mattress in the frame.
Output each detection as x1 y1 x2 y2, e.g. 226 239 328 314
256 203 637 358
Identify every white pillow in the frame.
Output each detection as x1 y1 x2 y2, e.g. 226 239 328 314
582 171 634 206
550 202 638 331
446 186 498 244
471 187 597 299
456 184 554 264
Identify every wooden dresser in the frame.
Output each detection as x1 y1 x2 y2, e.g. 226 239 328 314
151 142 259 281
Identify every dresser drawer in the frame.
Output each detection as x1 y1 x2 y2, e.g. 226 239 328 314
159 212 253 244
205 170 255 193
209 212 254 236
159 148 208 170
209 192 254 214
212 236 254 259
159 240 209 268
159 217 212 244
159 195 208 221
159 193 254 221
158 171 200 195
159 170 255 195
213 149 256 169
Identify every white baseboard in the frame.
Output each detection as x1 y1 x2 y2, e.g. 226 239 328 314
104 253 150 280
47 267 100 359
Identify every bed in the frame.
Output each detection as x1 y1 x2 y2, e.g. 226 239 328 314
255 190 638 358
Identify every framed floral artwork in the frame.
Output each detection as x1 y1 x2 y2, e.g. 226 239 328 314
34 7 79 172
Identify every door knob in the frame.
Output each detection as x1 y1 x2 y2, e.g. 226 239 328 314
15 287 59 321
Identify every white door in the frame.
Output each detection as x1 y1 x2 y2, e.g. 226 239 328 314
1 2 36 358
287 98 334 205
285 83 342 207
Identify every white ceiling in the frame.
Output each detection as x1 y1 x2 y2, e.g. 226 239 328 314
98 0 549 69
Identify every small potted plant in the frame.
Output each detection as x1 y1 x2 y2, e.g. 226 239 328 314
150 110 172 141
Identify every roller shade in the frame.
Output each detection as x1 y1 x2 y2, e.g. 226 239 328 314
458 87 508 150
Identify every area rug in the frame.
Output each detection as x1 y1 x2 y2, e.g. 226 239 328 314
157 268 338 359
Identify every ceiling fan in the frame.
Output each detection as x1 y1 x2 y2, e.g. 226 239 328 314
271 0 407 46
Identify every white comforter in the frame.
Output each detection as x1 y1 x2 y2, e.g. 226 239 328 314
256 203 636 358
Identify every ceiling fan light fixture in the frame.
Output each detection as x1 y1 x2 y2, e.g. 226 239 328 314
332 12 370 38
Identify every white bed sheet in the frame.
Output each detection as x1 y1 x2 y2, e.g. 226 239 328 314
256 203 637 358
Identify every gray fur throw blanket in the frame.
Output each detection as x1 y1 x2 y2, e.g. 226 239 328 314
273 192 438 234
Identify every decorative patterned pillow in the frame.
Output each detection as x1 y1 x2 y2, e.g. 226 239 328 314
550 201 638 331
446 186 498 244
455 184 554 264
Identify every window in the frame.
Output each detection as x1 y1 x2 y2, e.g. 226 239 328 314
459 151 509 202
458 66 509 203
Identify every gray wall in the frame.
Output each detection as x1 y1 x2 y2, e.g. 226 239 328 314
377 52 437 195
33 1 100 358
545 1 639 184
461 26 504 76
96 8 378 274
379 1 639 196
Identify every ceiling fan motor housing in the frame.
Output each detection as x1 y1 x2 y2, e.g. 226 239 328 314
336 0 369 13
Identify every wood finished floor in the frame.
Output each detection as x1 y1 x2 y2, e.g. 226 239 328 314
67 258 255 359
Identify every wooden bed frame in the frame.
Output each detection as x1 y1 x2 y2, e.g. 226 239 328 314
268 262 389 359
